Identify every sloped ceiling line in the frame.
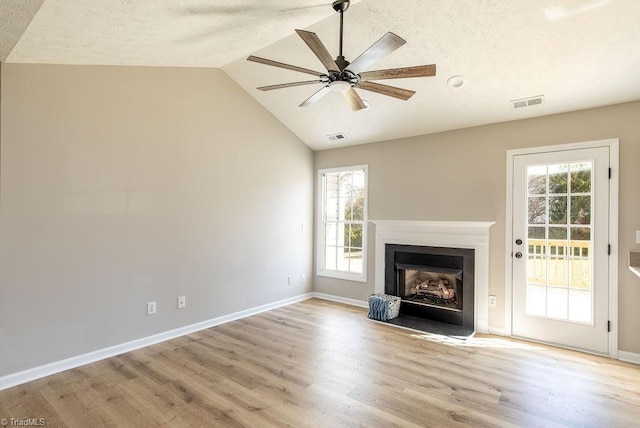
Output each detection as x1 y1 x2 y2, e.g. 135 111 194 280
0 0 46 61
2 0 640 150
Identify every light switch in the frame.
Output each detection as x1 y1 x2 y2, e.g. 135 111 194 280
637 230 640 244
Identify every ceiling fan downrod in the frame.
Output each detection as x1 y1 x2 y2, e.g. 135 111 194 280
333 0 350 71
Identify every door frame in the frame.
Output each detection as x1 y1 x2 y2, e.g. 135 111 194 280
504 139 619 357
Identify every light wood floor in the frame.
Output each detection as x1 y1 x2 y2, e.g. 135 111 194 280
2 299 639 427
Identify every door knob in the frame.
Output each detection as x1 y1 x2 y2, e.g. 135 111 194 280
515 252 523 259
515 239 523 245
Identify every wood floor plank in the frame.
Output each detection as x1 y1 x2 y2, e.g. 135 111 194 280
39 381 115 427
81 381 165 427
306 382 425 428
2 298 639 427
118 376 192 426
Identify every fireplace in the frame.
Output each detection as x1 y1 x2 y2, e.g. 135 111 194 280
385 244 475 329
372 220 494 333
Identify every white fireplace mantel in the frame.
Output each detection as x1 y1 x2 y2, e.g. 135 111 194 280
371 220 495 333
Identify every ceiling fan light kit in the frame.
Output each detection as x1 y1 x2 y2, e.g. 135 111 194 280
247 0 436 111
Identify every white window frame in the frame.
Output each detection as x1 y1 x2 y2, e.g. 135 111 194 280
317 165 368 283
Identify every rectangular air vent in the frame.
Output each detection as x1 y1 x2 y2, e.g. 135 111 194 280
327 133 347 141
511 95 545 109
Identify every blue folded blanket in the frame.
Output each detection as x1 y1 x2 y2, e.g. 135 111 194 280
368 296 390 321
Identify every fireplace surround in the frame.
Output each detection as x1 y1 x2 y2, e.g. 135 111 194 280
372 221 494 333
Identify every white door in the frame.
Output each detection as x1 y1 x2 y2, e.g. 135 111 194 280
511 147 610 354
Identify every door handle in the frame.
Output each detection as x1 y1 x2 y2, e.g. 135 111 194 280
515 252 523 259
515 239 523 245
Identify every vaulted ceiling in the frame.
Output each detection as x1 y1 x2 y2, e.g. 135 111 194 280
2 0 640 150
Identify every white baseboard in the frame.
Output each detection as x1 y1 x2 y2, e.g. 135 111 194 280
311 292 369 308
0 293 314 391
488 326 506 336
14 290 628 392
618 350 640 365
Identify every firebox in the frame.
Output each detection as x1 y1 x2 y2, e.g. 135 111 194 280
385 244 475 329
397 265 463 310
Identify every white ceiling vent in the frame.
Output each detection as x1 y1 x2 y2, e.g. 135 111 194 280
327 133 348 141
511 95 545 109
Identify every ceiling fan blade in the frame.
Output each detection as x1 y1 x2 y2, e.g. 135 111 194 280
258 81 324 91
247 55 325 77
359 64 436 81
343 87 367 111
357 81 415 101
347 32 406 75
300 86 331 107
295 29 340 72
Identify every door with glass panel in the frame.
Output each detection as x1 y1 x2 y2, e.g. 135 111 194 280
512 147 609 354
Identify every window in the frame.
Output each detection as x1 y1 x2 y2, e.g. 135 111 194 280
317 165 368 282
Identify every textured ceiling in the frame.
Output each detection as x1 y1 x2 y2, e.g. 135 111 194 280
225 0 640 149
6 0 360 67
3 0 640 150
0 0 45 61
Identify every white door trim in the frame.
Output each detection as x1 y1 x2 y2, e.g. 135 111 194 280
504 139 619 358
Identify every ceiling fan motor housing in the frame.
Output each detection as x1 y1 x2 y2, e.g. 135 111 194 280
327 69 359 86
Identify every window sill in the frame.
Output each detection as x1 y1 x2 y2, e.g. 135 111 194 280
317 270 367 283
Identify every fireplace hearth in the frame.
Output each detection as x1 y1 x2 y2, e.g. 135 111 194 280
386 244 475 330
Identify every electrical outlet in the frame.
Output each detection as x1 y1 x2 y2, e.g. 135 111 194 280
636 230 640 244
488 295 497 308
287 276 292 285
301 274 306 284
147 301 157 315
177 296 186 309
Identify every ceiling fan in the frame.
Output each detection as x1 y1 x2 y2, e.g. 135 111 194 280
247 0 436 111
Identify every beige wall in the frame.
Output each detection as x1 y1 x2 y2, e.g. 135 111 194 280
314 101 640 354
1 61 638 378
0 64 314 376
